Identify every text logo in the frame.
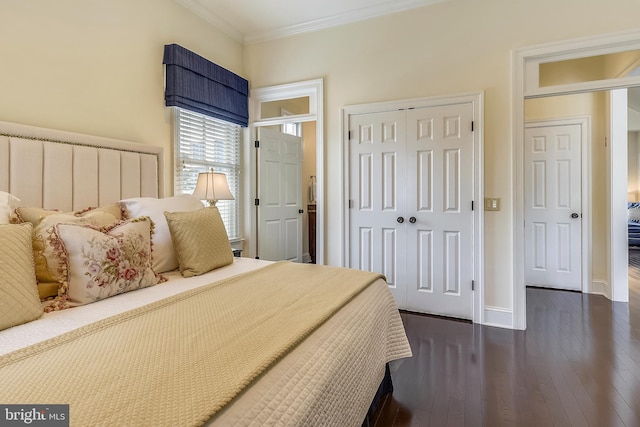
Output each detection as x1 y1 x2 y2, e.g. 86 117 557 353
0 405 69 427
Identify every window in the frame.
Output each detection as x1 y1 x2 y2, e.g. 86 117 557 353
174 108 241 239
281 108 302 137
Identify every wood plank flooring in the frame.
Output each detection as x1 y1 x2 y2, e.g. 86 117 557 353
373 249 640 427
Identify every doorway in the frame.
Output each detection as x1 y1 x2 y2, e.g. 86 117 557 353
514 30 640 330
523 115 591 293
250 79 323 263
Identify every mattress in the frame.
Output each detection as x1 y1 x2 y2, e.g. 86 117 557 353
0 258 412 426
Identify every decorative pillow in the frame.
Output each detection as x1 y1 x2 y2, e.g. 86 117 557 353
120 195 204 273
164 207 233 277
0 223 43 331
45 217 160 311
0 191 21 224
630 202 640 223
15 204 122 285
37 282 60 300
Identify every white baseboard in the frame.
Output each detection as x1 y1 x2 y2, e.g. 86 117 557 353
587 280 610 297
483 306 513 329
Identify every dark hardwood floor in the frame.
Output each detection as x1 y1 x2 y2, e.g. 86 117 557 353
373 249 640 427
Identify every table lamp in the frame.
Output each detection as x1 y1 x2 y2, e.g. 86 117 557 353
192 169 234 206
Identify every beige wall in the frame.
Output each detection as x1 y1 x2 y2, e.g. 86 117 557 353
0 0 244 196
243 0 640 309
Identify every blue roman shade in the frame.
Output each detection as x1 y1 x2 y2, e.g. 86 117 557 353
163 44 249 127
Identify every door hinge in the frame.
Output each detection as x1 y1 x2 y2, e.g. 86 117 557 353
348 131 352 140
255 140 260 148
472 280 475 291
254 198 260 206
348 199 353 209
471 121 474 132
471 200 474 211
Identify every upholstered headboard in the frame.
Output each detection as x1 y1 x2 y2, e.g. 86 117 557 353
0 121 164 211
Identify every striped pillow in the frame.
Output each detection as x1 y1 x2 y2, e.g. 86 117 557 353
0 223 43 331
629 202 640 223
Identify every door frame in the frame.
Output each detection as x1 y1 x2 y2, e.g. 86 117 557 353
513 29 640 330
341 92 485 323
524 117 591 294
249 78 324 264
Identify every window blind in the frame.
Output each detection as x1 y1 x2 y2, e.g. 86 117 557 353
175 108 241 239
163 44 249 127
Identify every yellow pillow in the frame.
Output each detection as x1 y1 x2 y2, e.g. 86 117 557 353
0 223 43 331
164 207 233 277
15 204 122 285
37 282 60 300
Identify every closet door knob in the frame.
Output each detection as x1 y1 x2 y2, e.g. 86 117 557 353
570 212 579 219
397 216 404 223
409 217 417 223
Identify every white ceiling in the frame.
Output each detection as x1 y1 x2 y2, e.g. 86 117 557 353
176 0 448 44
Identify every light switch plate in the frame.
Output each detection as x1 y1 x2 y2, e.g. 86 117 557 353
484 198 500 211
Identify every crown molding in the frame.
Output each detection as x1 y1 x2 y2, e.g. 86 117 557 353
176 0 244 43
177 0 448 45
244 0 448 44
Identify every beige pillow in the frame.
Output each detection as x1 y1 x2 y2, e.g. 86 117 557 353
0 223 43 331
15 204 122 285
45 217 160 311
164 207 233 277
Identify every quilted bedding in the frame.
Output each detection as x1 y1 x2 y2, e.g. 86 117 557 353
0 259 411 427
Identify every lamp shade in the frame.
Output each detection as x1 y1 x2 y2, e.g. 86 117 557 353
192 171 234 205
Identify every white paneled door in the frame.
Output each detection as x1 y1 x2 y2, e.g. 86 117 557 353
524 123 582 291
257 127 303 262
349 103 474 319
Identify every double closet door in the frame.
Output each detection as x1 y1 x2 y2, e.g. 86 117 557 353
348 103 474 319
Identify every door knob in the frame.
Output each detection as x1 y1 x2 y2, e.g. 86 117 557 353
299 209 304 214
409 217 417 223
397 216 404 223
570 212 579 219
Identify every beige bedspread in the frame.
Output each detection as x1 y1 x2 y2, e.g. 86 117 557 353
0 261 411 427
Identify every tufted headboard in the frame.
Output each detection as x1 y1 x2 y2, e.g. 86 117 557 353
0 121 164 211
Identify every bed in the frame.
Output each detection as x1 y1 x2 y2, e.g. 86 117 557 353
0 121 411 427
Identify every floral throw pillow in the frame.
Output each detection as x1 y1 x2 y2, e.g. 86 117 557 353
45 217 160 311
15 204 122 286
